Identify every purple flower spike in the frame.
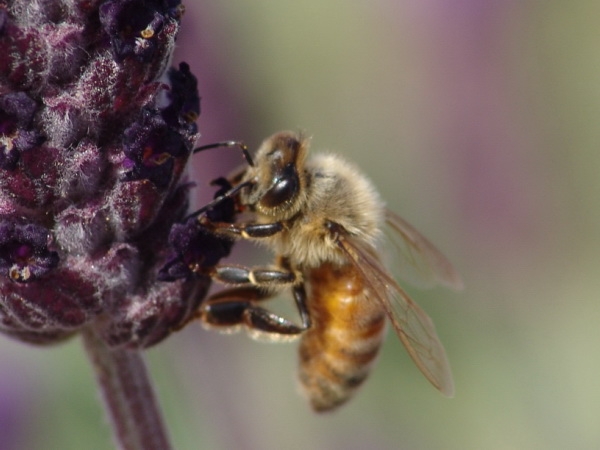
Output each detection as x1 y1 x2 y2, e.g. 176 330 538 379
0 92 44 170
159 178 236 282
163 62 201 132
158 219 233 282
99 0 183 63
0 1 231 348
121 109 187 188
0 219 58 283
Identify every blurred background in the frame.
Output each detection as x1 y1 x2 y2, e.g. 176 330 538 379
3 1 600 449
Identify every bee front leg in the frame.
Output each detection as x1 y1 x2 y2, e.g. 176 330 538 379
199 216 284 240
199 286 309 338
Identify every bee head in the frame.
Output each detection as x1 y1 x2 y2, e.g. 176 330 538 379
240 131 309 218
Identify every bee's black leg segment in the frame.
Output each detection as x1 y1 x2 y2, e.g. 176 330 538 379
244 307 304 336
199 217 284 239
185 181 253 221
199 287 304 336
200 298 248 327
211 266 252 284
211 264 298 287
241 222 284 238
199 287 270 326
292 284 311 330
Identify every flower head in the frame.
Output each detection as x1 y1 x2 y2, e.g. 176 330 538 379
0 1 229 348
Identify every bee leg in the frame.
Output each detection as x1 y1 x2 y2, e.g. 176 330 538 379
198 216 284 240
199 261 310 337
292 283 311 329
210 264 298 287
199 287 305 336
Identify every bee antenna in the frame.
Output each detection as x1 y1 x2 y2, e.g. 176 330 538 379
184 180 254 221
193 141 255 167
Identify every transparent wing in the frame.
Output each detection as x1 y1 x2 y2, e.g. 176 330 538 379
383 209 463 290
337 232 455 397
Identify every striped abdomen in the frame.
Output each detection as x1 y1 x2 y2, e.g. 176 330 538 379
298 262 387 412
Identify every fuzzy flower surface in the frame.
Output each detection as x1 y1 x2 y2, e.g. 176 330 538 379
0 0 232 348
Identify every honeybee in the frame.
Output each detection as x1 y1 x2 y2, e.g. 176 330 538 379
192 131 462 411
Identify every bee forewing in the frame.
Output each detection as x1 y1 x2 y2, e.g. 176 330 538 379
384 209 463 291
383 278 455 397
338 233 455 397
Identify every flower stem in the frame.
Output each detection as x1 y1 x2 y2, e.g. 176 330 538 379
81 327 172 450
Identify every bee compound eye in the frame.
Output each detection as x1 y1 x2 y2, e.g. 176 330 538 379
261 167 299 208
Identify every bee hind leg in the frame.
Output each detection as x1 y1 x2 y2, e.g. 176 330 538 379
198 285 309 338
